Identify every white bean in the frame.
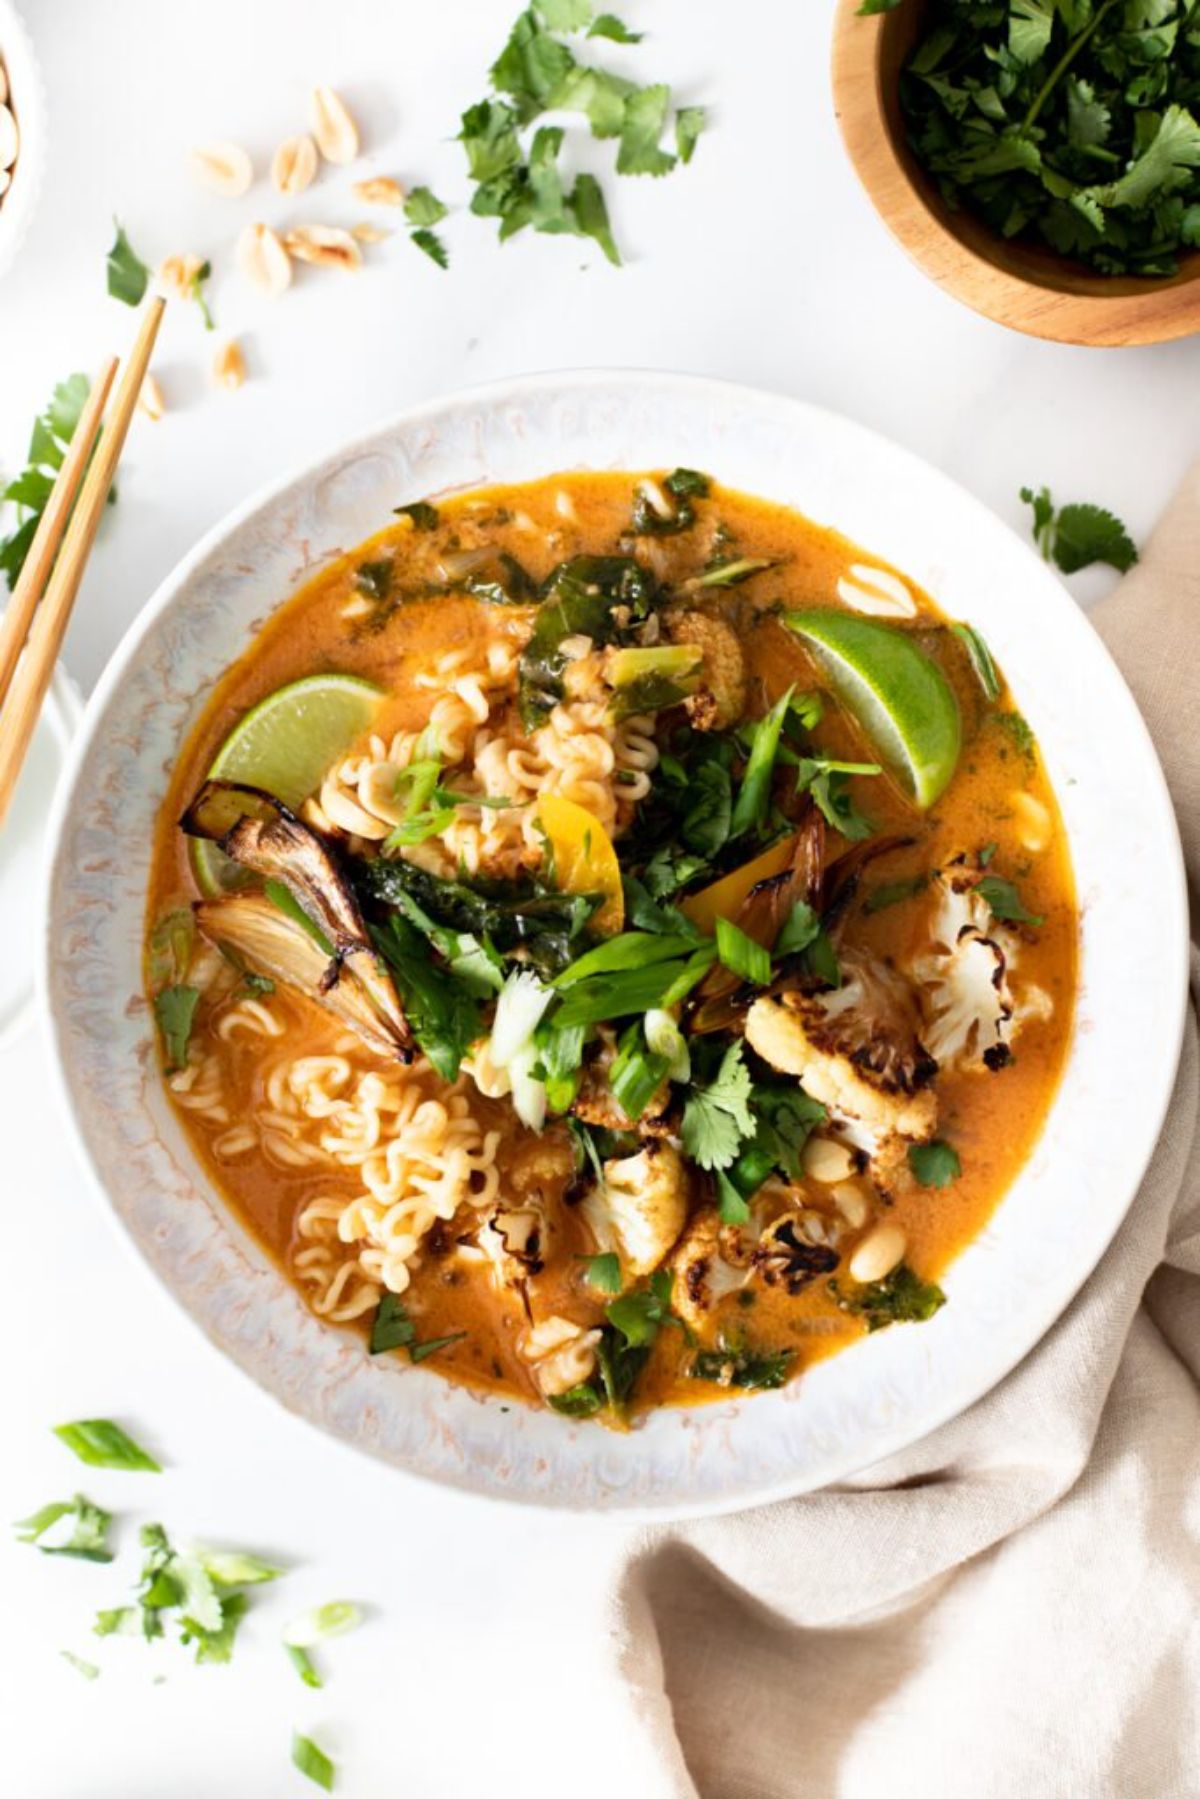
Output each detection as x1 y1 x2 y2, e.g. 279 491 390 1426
831 1181 870 1229
848 1222 907 1284
803 1136 855 1184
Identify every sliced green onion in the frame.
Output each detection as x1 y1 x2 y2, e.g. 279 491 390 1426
199 1550 282 1586
282 1601 362 1648
553 930 697 988
715 917 772 985
644 1007 690 1081
286 1644 323 1689
292 1731 336 1791
730 685 794 838
53 1420 161 1473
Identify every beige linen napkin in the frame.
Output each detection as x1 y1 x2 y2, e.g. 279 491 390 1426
610 471 1200 1799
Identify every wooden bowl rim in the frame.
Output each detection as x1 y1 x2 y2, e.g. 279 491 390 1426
830 0 1200 347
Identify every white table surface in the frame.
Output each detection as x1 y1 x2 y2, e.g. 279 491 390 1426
1 2 1196 1794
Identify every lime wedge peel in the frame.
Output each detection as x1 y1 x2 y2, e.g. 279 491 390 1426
783 610 961 809
190 673 385 897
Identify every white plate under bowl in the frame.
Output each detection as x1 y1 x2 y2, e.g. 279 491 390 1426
41 372 1188 1517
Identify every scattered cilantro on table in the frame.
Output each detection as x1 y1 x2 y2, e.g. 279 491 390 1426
456 1 706 263
0 373 117 590
1021 484 1139 574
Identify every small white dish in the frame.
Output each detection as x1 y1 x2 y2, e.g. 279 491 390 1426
0 2 46 283
0 661 79 1051
40 372 1189 1516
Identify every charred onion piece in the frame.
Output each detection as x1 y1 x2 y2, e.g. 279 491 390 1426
194 893 412 1060
689 811 827 1036
183 778 410 1054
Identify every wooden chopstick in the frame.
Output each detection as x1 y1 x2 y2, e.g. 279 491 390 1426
0 357 118 715
0 296 165 830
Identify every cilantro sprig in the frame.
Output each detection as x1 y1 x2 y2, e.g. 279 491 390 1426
1021 485 1138 575
0 374 117 591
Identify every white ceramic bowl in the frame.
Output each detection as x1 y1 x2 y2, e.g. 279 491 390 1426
42 372 1189 1517
0 2 46 283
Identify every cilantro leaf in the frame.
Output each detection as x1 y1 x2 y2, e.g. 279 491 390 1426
1 374 110 591
536 0 593 29
405 185 449 226
1021 485 1137 574
106 218 150 306
676 106 706 163
977 873 1043 926
907 1138 962 1188
680 1041 755 1171
617 83 676 176
154 984 200 1073
580 1251 622 1293
410 227 449 268
589 13 642 42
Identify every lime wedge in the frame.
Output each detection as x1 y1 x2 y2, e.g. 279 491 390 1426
191 673 385 896
783 610 960 808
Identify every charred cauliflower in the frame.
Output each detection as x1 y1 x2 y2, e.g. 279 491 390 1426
745 949 938 1144
664 609 747 732
581 1140 690 1279
519 1316 601 1398
912 871 1054 1073
669 1207 755 1331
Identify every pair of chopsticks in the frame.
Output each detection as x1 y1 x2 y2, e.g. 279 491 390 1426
0 295 166 830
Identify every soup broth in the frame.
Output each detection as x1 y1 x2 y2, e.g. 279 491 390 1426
146 472 1076 1420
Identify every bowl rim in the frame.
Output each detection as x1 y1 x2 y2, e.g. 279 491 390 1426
39 368 1191 1517
830 0 1200 348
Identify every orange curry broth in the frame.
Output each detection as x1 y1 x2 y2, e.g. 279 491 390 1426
146 472 1077 1414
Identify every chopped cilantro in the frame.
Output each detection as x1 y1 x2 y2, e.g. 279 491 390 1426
15 1494 114 1562
394 499 439 529
832 1263 947 1332
368 1294 465 1362
411 227 449 268
977 874 1043 926
589 13 642 42
106 218 150 307
690 1343 793 1389
864 874 927 914
579 1251 622 1293
404 185 449 227
153 984 200 1073
907 1138 962 1188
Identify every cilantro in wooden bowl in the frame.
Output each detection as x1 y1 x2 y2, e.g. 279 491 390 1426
832 0 1200 344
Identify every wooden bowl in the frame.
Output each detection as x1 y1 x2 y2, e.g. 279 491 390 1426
831 0 1200 346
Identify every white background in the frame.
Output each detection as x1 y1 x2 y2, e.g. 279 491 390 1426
0 2 1195 1795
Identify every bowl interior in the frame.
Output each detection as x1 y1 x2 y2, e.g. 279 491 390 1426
42 372 1188 1516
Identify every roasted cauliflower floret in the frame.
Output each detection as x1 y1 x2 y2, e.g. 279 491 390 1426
519 1315 601 1398
912 871 1054 1073
478 1204 550 1288
669 1207 755 1331
664 609 746 731
745 949 938 1144
581 1140 690 1279
751 1207 843 1293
